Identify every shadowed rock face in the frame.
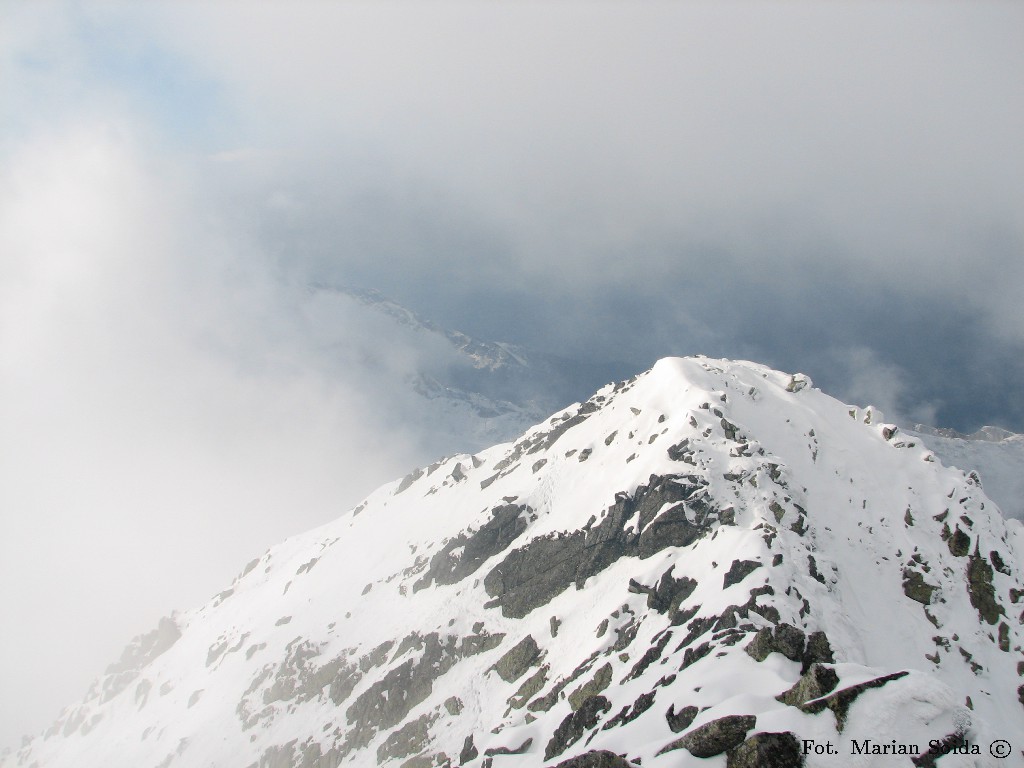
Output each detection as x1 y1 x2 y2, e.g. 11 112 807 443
800 671 909 731
492 635 542 683
545 696 612 760
546 751 635 768
414 504 530 592
776 664 840 708
658 714 757 757
726 732 804 768
484 475 719 618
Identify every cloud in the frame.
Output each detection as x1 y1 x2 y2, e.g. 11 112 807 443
0 124 455 747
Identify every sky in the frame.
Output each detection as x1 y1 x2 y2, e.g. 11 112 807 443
2 0 1023 751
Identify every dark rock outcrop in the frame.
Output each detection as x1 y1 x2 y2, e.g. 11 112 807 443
800 671 909 730
726 731 804 768
485 475 719 618
492 635 542 683
657 714 757 757
745 623 805 663
414 504 530 591
665 704 698 733
723 559 762 589
546 751 634 768
545 696 611 760
776 664 839 707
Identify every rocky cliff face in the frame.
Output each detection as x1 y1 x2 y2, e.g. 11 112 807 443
6 357 1022 768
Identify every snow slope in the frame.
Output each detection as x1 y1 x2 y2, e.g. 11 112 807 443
6 357 1022 768
906 426 1024 523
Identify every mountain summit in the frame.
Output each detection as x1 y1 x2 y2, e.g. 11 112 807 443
7 357 1022 768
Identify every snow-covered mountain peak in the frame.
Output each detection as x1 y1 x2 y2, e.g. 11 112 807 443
7 357 1022 768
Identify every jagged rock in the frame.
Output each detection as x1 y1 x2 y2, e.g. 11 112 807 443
546 751 635 768
657 714 757 757
801 671 909 730
100 617 181 703
568 663 612 710
628 566 697 618
776 664 840 707
444 696 463 715
802 631 835 672
665 704 698 733
484 475 716 618
545 696 611 760
508 664 549 709
342 632 497 754
745 623 805 663
726 731 804 768
947 528 971 557
602 691 655 730
625 632 672 681
723 559 762 589
415 504 529 591
375 713 435 763
902 569 937 605
460 735 478 763
967 552 1005 625
485 737 532 756
492 635 542 683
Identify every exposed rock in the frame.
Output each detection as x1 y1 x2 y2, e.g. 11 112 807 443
484 475 717 618
801 671 909 730
967 552 1005 625
745 623 805 663
665 704 698 733
776 664 839 707
376 713 435 763
545 695 611 760
396 468 424 494
444 696 463 716
460 735 479 763
657 714 757 757
485 737 532 756
628 566 697 619
625 632 672 681
602 691 655 730
508 664 549 709
100 617 182 703
947 528 970 557
726 731 804 768
802 631 835 672
902 569 937 605
568 663 612 710
723 559 762 589
546 751 635 768
415 504 530 591
492 635 542 683
342 632 499 754
911 732 969 768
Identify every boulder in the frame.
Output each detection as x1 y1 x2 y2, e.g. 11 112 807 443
657 714 757 757
727 731 804 768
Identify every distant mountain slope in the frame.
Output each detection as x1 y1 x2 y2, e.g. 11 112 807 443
906 425 1024 522
7 357 1021 768
303 285 632 457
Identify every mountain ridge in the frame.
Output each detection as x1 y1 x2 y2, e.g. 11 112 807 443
6 357 1022 768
